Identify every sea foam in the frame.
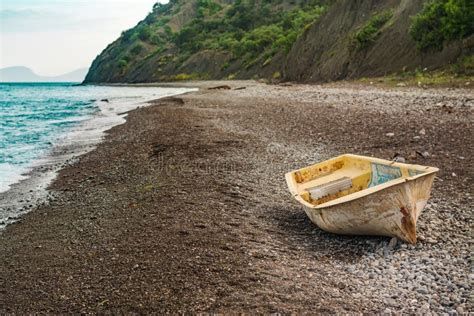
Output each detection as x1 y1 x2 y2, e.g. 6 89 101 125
0 83 195 196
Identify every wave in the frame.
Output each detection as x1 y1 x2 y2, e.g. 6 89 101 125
0 84 196 228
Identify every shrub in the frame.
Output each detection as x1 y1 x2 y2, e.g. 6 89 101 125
118 59 128 68
163 25 174 39
121 29 134 42
131 43 144 55
173 0 327 62
138 26 152 41
217 35 239 50
233 24 284 57
222 62 230 70
153 2 172 15
410 0 474 52
272 31 297 53
174 25 201 51
197 0 222 18
354 10 393 49
169 73 202 81
151 34 165 46
452 54 474 74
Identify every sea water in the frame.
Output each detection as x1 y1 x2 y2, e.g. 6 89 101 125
0 83 194 194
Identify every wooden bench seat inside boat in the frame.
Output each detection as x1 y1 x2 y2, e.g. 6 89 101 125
299 165 372 205
293 155 423 206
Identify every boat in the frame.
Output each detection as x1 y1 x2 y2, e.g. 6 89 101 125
285 154 439 244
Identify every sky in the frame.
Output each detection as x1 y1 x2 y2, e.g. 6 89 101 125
0 0 165 76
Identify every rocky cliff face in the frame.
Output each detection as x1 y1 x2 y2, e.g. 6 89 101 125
284 0 473 82
84 0 473 84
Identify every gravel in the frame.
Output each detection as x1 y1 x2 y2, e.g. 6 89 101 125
1 81 472 313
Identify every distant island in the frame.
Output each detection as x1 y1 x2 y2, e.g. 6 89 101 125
0 66 89 83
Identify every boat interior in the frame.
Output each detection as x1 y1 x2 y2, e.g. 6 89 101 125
289 155 433 206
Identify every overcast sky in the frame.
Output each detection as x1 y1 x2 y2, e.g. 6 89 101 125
0 0 164 76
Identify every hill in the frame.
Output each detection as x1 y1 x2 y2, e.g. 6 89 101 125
84 0 474 83
0 67 89 83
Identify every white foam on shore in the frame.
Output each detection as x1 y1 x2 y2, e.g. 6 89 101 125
0 86 197 228
0 163 29 193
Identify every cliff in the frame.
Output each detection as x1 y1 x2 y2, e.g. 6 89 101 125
84 0 473 83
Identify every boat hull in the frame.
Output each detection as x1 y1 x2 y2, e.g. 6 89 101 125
301 173 436 244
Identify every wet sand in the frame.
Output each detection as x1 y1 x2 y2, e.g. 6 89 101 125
1 81 472 313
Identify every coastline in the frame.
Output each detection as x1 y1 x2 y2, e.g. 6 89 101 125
1 81 472 313
0 86 196 229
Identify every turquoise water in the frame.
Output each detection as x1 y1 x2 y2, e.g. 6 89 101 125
0 83 193 193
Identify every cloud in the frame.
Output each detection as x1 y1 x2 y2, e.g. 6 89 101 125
0 0 162 75
1 1 158 33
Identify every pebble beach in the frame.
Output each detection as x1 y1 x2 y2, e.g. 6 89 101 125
1 81 472 313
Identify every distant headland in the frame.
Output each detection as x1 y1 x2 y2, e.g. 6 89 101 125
0 66 89 83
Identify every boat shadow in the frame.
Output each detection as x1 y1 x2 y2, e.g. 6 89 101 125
270 205 390 262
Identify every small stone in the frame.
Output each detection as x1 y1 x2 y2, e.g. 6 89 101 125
421 303 430 310
456 305 465 314
419 128 426 135
417 151 430 159
386 132 395 137
384 298 397 306
393 156 406 163
417 287 429 295
387 237 398 250
413 136 421 140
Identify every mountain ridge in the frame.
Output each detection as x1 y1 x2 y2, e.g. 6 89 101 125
0 66 89 83
84 0 473 84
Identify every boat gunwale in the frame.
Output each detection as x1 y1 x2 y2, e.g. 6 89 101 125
286 154 439 209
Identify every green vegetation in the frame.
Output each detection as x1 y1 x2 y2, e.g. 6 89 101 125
84 0 474 84
169 73 196 81
131 43 144 55
138 25 152 41
153 2 173 15
196 0 223 18
174 0 327 63
358 55 474 87
89 0 331 81
118 59 128 69
353 10 393 50
410 0 474 52
453 54 474 74
167 72 208 81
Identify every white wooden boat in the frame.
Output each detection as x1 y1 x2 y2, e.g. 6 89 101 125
285 154 439 244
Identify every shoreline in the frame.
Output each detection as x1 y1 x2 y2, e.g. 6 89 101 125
1 81 472 313
0 86 196 229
